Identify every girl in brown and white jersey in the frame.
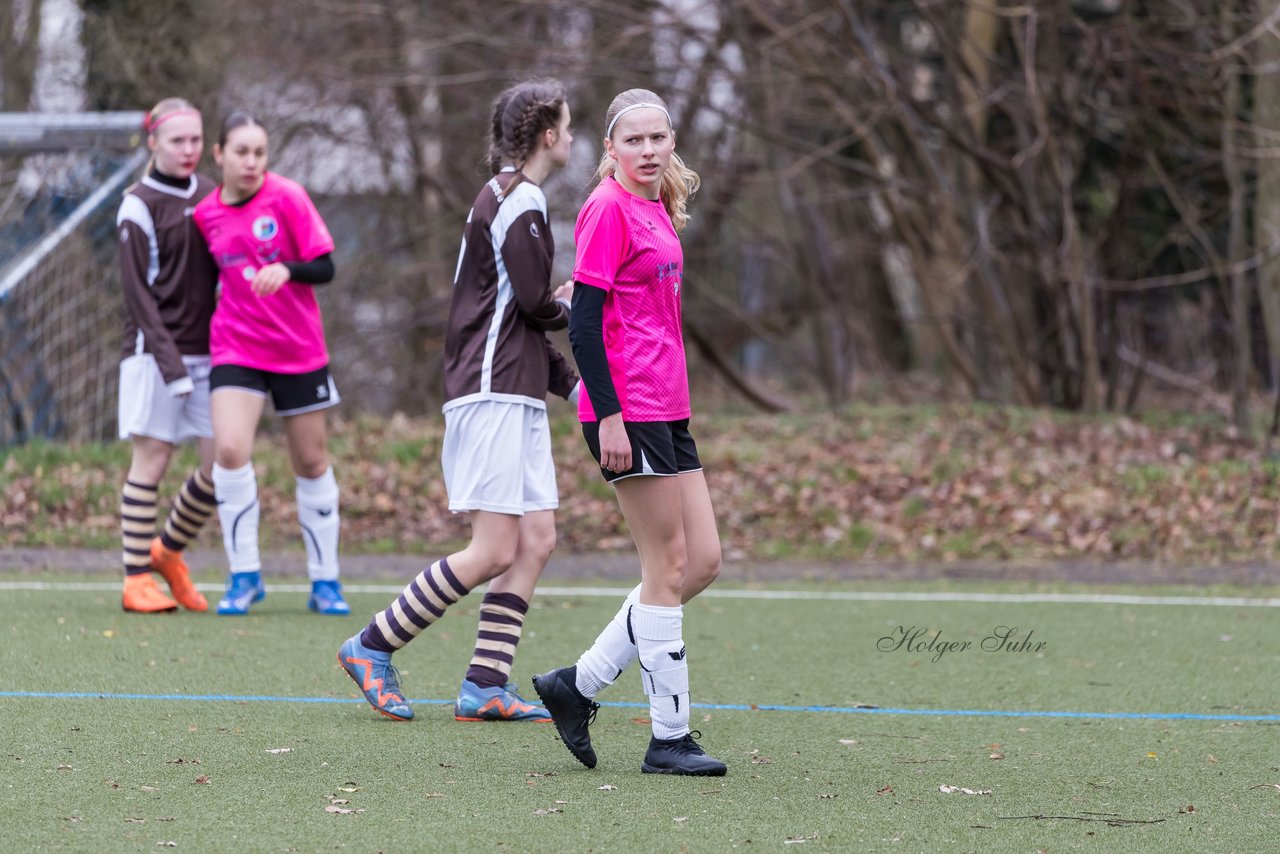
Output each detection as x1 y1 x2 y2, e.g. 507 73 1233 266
338 79 579 724
116 97 220 614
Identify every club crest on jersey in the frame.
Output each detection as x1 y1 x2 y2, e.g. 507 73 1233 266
529 221 540 238
252 216 279 241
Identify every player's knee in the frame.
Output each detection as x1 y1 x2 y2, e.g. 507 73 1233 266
526 523 557 565
473 542 518 581
691 544 722 588
294 458 330 479
215 440 251 470
289 442 329 479
127 452 168 485
649 549 687 600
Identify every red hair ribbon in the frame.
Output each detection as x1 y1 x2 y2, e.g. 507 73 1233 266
145 108 201 134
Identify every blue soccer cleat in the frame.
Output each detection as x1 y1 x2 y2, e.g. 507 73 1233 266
308 579 350 615
454 678 552 722
338 635 413 721
216 571 266 615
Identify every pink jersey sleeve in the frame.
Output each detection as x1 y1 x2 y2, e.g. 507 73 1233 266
280 180 335 261
572 191 628 292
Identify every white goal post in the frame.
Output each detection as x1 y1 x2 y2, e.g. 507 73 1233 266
0 112 147 446
0 111 146 154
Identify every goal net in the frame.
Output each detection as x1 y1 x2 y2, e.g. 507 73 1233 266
0 112 146 447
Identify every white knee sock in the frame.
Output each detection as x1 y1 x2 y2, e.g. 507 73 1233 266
633 602 690 741
575 584 641 699
213 462 260 573
296 466 340 581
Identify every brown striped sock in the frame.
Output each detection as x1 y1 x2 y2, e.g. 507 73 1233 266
464 592 529 689
359 557 469 652
160 469 216 552
121 480 158 577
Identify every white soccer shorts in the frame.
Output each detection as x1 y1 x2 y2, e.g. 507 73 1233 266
441 398 558 515
117 354 213 443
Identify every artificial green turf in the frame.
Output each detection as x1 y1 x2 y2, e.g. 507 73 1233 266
5 577 1280 852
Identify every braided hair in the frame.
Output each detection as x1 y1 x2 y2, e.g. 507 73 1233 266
486 79 567 174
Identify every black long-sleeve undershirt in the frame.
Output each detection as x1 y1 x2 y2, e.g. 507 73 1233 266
568 282 621 419
284 253 335 285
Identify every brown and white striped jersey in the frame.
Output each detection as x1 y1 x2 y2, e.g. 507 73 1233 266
443 168 576 410
116 172 218 394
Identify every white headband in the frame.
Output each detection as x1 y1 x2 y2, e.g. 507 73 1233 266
605 102 672 139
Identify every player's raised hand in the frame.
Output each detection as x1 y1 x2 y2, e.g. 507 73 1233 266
251 262 291 297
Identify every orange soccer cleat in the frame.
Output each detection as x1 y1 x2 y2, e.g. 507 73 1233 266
150 538 209 612
123 572 178 613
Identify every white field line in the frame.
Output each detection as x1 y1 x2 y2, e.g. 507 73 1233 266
1 581 1278 607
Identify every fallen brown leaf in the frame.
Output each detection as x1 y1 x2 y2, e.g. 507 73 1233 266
324 805 365 815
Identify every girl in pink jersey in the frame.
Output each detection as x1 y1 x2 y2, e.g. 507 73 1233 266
338 79 578 724
533 89 726 776
193 113 346 617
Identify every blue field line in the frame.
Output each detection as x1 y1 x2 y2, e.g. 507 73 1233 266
1 690 1277 722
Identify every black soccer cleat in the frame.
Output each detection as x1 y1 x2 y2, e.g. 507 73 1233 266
531 666 600 769
641 730 727 776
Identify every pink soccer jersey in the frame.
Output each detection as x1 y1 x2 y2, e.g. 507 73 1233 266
572 176 690 422
194 172 335 374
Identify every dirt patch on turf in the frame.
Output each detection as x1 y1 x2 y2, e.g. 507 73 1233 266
3 547 1278 587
